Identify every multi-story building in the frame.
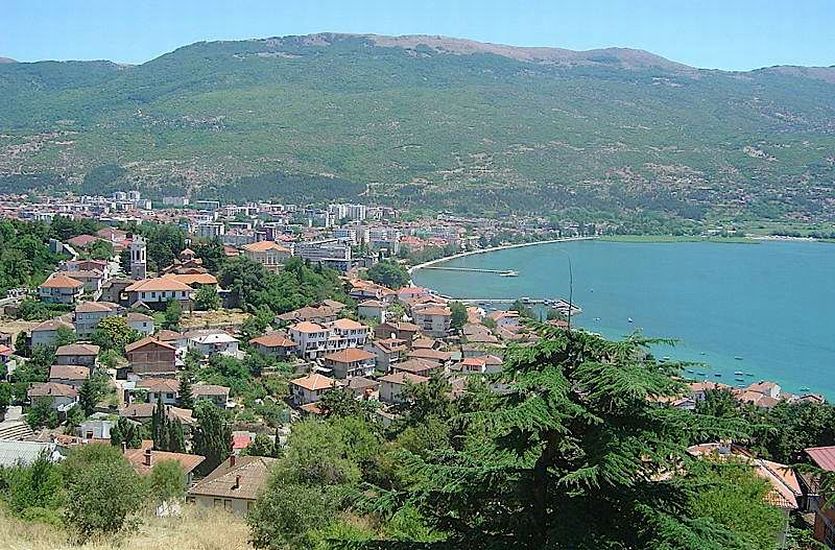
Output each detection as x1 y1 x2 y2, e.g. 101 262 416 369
241 241 292 272
287 318 370 360
38 274 84 304
412 305 452 338
123 278 193 309
293 239 352 271
73 301 121 337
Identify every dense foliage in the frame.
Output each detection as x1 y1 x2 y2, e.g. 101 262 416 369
220 256 350 315
367 260 410 289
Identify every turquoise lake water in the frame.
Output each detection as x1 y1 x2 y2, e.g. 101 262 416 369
412 240 835 399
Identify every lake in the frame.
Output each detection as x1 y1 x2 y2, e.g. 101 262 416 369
412 239 835 399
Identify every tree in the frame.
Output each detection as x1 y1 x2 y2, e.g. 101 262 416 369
178 367 195 410
192 401 232 475
26 398 59 429
63 446 145 539
91 316 140 353
449 301 468 331
244 432 280 458
374 328 749 548
110 417 142 449
78 372 111 416
14 331 30 357
5 452 64 517
147 460 186 506
55 325 77 346
194 285 221 310
367 260 410 289
163 299 182 330
192 238 225 272
151 395 186 453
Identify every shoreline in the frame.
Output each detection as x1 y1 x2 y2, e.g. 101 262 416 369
407 236 598 276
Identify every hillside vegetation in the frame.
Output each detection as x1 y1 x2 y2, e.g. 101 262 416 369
1 33 834 222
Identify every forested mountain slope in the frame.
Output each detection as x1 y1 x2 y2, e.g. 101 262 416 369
1 33 834 221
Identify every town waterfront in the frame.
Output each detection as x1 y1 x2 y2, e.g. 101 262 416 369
413 239 835 399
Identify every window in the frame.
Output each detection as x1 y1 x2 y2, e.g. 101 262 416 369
224 499 233 511
213 498 222 507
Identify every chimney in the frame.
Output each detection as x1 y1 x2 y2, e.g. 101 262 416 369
143 448 152 467
121 442 127 453
230 454 236 467
233 475 241 490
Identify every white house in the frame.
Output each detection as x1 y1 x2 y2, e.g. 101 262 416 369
411 305 452 338
188 331 240 357
288 373 338 405
287 322 331 360
123 278 193 308
38 274 84 305
378 372 429 404
126 312 155 336
74 301 121 337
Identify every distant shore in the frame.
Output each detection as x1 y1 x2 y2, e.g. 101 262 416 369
408 236 597 276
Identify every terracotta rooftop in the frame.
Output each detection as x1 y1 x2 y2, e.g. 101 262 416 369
125 446 205 476
289 373 338 391
188 455 277 501
250 332 296 348
136 378 180 393
290 321 327 334
408 348 451 362
55 343 100 356
49 365 90 380
192 383 230 396
125 336 176 353
323 348 375 363
806 446 835 472
28 382 78 399
125 278 194 292
162 273 218 286
378 372 429 385
242 240 291 253
75 301 120 313
330 318 367 331
39 274 84 289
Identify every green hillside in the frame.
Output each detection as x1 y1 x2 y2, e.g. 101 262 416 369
1 33 834 223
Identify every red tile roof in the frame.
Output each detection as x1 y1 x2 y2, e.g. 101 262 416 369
323 348 375 363
806 446 835 472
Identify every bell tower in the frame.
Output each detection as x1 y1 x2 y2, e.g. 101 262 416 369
130 235 147 280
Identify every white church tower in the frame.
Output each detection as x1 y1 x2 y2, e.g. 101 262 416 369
130 235 147 280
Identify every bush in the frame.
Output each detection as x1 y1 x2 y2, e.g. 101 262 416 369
63 446 145 539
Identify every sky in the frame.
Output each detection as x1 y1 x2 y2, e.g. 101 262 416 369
1 0 834 71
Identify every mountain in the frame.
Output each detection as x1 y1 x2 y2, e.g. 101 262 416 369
1 33 834 223
0 57 15 64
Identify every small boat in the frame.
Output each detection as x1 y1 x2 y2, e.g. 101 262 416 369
713 373 722 377
699 352 707 356
735 377 745 382
734 371 744 376
627 317 634 323
685 369 694 374
745 373 754 377
590 288 595 293
799 386 811 392
734 356 743 361
736 384 746 389
594 317 601 321
697 372 707 377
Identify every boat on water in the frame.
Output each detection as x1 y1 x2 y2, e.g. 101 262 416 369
627 317 634 323
734 371 744 376
735 377 745 382
714 373 722 377
500 270 519 277
699 352 707 356
685 369 694 374
745 373 754 377
734 356 744 361
736 384 746 389
799 386 811 392
697 372 707 377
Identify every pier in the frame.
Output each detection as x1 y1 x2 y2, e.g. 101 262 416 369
420 266 518 276
445 297 582 315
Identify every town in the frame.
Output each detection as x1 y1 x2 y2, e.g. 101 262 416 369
0 189 832 549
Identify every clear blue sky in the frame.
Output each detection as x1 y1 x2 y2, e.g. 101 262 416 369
2 0 833 70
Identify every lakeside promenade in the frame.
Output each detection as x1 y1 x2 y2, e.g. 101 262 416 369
408 236 598 275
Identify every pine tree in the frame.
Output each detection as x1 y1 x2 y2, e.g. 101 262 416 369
178 367 195 410
193 402 232 475
151 395 166 449
382 326 749 549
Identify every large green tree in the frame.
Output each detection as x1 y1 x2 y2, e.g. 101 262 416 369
369 328 753 549
192 401 232 475
367 260 410 289
91 316 140 353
